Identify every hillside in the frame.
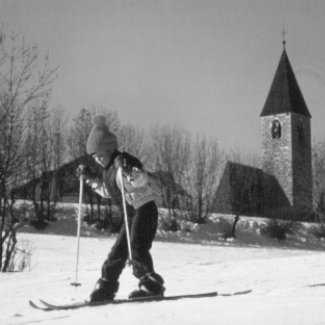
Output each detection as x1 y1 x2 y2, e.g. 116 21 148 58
1 203 325 325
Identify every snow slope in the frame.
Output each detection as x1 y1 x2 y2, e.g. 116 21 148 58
1 206 325 325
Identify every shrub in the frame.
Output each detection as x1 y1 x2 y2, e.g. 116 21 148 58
193 216 207 225
30 218 48 230
93 217 122 233
92 207 123 233
309 223 325 240
218 216 240 239
179 221 193 233
262 219 297 241
108 220 122 234
5 239 35 272
160 217 180 232
83 212 97 225
12 202 32 222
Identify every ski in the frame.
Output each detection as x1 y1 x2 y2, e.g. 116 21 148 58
29 290 251 311
30 291 218 311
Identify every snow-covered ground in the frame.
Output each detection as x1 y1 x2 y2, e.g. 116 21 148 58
2 205 325 325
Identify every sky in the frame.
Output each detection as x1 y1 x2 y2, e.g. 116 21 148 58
1 0 325 155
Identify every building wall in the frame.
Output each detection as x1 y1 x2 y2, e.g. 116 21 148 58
261 113 313 219
291 113 313 216
214 162 264 216
213 163 231 214
262 114 293 212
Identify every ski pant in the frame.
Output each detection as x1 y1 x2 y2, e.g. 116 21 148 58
101 200 163 287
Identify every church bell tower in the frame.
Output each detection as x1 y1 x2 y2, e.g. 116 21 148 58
261 43 313 219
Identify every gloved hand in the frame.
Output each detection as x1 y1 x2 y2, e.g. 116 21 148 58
114 156 133 175
76 165 96 181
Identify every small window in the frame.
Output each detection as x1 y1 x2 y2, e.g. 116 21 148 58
271 120 282 139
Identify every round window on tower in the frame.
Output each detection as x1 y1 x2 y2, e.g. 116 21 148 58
271 120 282 139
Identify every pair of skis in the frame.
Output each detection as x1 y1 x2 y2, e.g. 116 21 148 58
29 290 252 311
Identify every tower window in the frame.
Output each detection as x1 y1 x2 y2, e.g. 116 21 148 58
271 120 282 139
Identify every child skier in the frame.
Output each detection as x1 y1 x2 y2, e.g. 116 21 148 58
77 114 165 302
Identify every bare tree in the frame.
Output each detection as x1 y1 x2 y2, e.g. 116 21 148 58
0 27 57 271
148 125 191 211
117 123 146 160
16 103 49 225
184 135 224 223
36 106 66 222
149 125 191 184
148 126 224 223
67 108 93 159
227 147 261 169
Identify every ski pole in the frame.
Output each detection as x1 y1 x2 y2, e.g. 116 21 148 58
117 167 133 265
71 168 84 287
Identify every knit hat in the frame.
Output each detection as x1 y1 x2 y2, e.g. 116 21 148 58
86 114 118 155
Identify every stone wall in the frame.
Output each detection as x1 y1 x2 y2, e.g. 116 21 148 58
262 113 293 207
261 113 313 219
291 113 313 216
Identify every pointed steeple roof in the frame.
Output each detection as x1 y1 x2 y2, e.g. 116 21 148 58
260 48 311 117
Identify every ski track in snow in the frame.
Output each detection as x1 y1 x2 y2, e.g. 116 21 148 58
1 214 325 325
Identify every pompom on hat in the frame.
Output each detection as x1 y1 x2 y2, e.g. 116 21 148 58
86 114 118 155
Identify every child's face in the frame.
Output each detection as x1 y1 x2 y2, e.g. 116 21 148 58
93 150 113 168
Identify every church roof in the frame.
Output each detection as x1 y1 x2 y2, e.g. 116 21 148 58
260 48 311 117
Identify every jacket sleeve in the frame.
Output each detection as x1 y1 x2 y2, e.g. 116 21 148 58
86 177 111 199
116 167 148 189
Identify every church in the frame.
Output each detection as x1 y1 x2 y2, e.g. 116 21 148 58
214 42 313 221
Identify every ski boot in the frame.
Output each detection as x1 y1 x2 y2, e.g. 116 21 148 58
129 273 165 299
89 278 119 303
